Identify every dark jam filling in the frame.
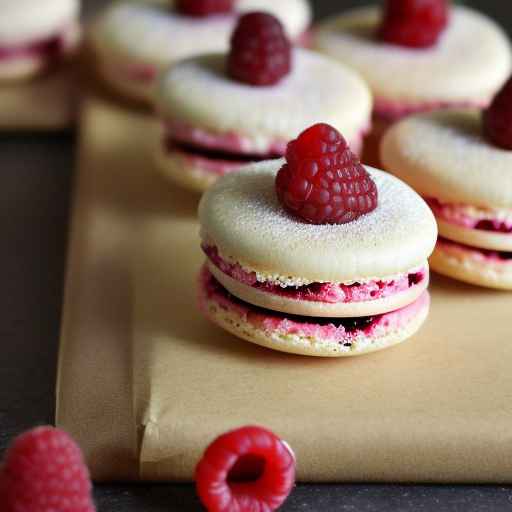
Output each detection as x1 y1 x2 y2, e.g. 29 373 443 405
208 271 381 333
439 236 512 260
0 34 63 60
165 136 282 163
474 219 512 234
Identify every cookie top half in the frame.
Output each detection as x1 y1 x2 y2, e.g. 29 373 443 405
199 160 437 283
314 6 511 107
381 109 512 209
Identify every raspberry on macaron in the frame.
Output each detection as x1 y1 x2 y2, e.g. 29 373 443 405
195 425 296 512
176 0 235 17
228 12 292 86
379 0 450 48
483 75 512 150
0 426 95 512
276 123 378 224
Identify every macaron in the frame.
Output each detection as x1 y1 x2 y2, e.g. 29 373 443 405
0 0 80 82
154 13 372 193
89 0 312 104
381 78 512 289
198 123 437 357
313 2 511 163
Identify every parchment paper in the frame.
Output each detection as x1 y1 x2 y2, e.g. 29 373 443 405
58 96 512 483
0 66 77 130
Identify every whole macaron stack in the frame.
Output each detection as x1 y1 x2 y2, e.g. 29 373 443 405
0 0 80 82
381 76 512 290
198 123 437 357
154 12 372 192
89 0 312 103
313 0 511 163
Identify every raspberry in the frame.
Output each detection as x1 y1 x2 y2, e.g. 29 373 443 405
0 427 95 512
482 76 512 150
195 425 295 512
379 0 449 48
228 12 291 86
276 123 378 224
176 0 234 17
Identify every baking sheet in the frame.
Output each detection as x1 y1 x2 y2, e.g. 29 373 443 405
58 96 512 483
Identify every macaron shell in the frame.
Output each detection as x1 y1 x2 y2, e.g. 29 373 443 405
437 219 512 252
157 50 372 152
381 109 512 209
0 0 79 45
199 272 431 357
90 0 311 67
208 259 430 318
199 160 438 283
0 22 80 82
154 144 224 193
430 243 512 290
313 6 511 106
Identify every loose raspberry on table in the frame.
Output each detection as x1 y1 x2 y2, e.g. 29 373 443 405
482 75 512 150
0 426 95 512
195 425 296 512
276 123 378 225
378 0 449 48
228 12 292 86
176 0 234 17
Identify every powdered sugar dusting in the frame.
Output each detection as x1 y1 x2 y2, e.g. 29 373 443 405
198 160 437 282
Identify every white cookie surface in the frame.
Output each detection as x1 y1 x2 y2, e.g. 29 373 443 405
91 0 311 67
381 110 512 209
314 6 511 106
199 160 438 283
157 49 372 152
0 0 79 45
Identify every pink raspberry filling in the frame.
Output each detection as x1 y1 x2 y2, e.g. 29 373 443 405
163 120 368 175
438 237 512 262
0 33 65 61
204 245 426 304
374 98 488 123
200 266 428 344
427 198 512 234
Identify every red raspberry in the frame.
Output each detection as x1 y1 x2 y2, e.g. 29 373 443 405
228 12 292 86
0 426 95 512
195 425 295 512
176 0 234 17
379 0 449 48
276 123 378 224
482 76 512 150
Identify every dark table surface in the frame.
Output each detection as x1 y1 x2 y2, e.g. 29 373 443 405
2 1 512 510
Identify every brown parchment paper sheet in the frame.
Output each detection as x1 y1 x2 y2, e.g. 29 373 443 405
0 65 77 130
59 97 512 483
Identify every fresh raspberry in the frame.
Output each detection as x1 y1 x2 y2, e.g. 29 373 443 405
379 0 449 48
176 0 234 17
276 123 378 224
0 426 95 512
195 425 295 512
228 12 291 86
482 76 512 150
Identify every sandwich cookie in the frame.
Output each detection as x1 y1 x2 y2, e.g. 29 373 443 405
198 123 437 356
313 0 511 163
0 0 80 82
381 77 512 289
90 0 312 103
155 12 372 193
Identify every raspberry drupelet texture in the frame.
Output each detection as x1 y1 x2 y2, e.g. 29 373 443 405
176 0 234 17
483 75 512 150
0 426 95 512
195 425 296 512
379 0 449 48
276 123 378 224
228 12 292 86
